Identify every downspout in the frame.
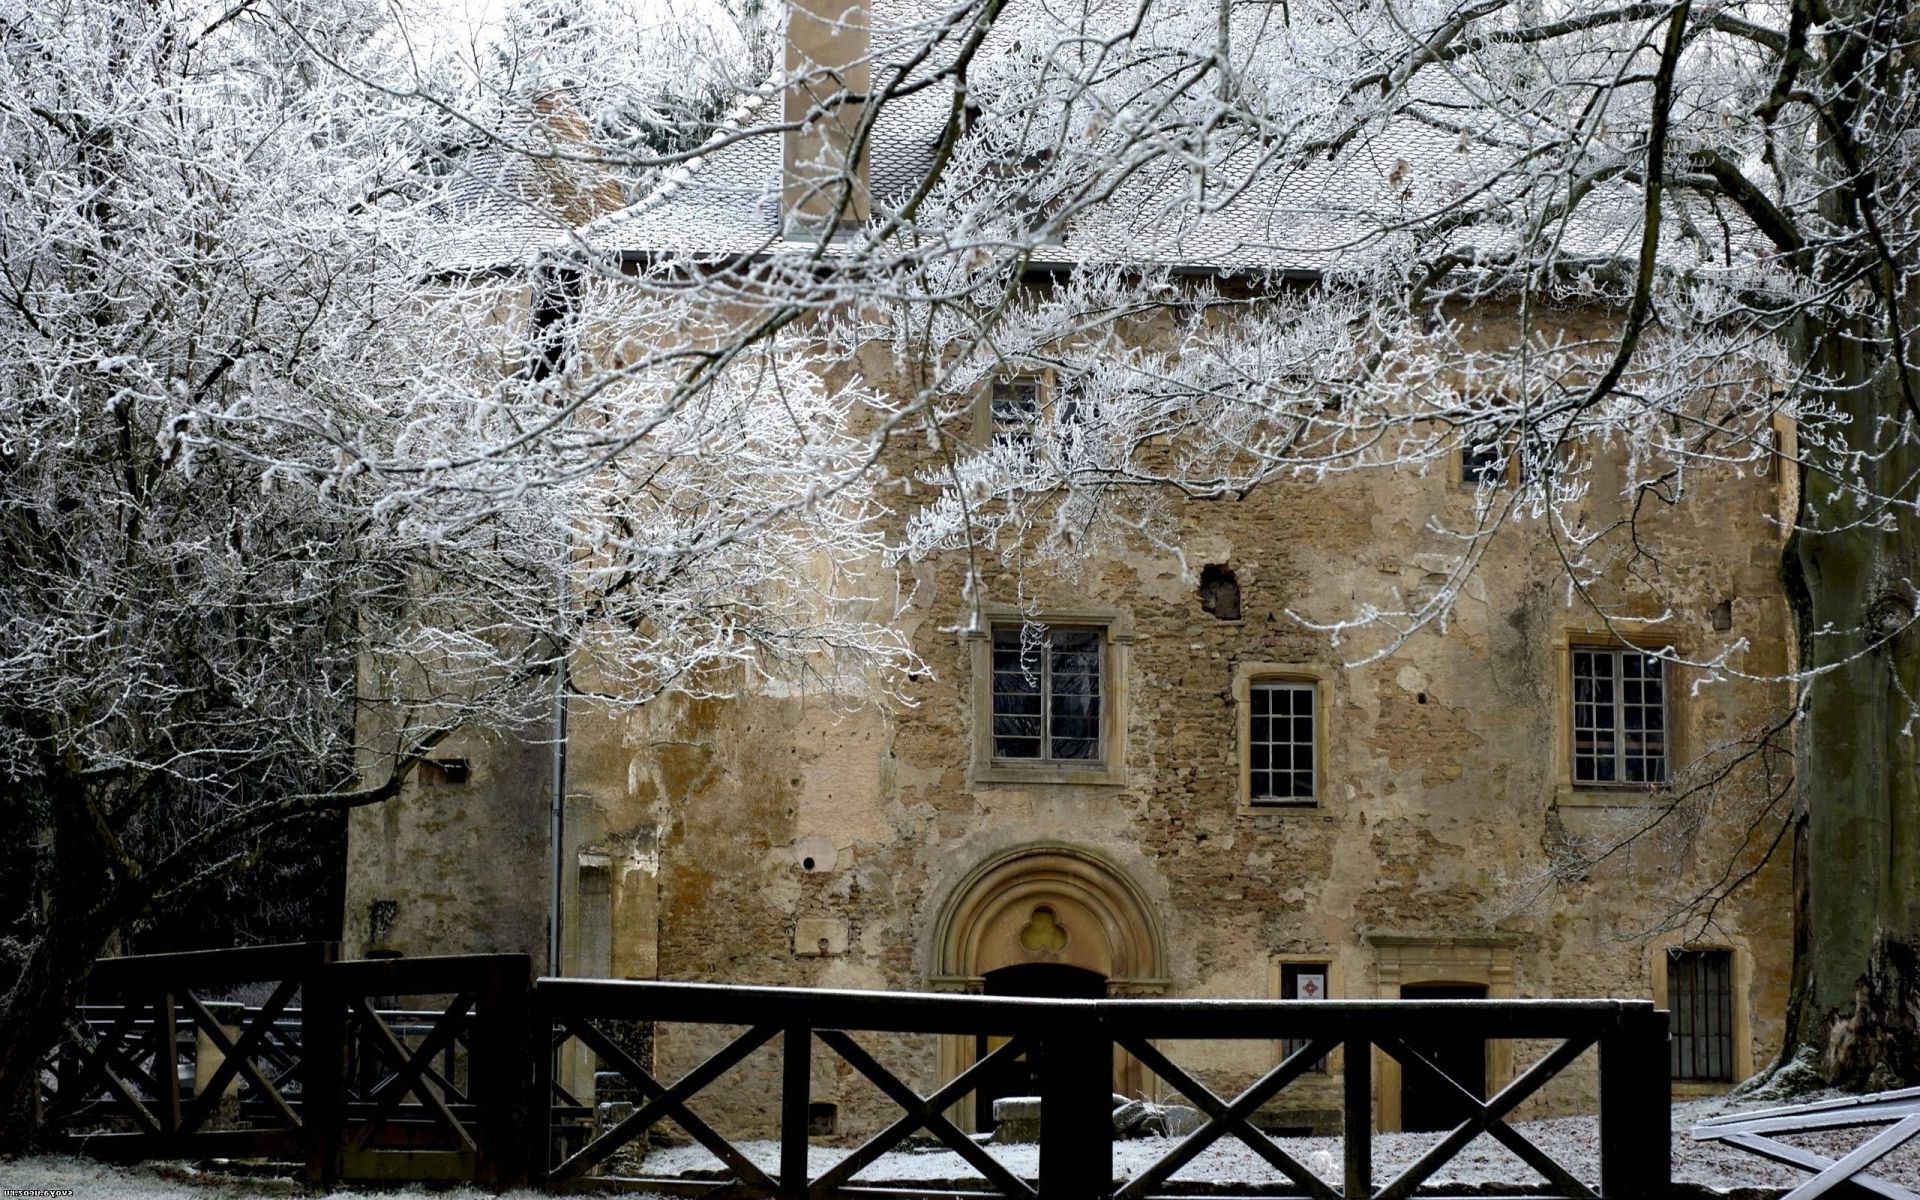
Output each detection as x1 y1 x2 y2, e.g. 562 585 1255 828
529 262 581 979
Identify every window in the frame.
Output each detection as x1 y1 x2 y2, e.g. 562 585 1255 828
991 624 1103 762
1278 961 1331 1072
1249 680 1317 803
1668 949 1734 1082
1460 439 1505 485
1571 647 1668 786
990 376 1043 447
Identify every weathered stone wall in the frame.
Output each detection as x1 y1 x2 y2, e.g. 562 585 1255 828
344 298 1797 1145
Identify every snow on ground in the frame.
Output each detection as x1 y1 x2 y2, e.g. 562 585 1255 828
633 1092 1918 1192
4 1093 1915 1196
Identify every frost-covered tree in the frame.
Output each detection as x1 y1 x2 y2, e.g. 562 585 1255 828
0 0 912 1141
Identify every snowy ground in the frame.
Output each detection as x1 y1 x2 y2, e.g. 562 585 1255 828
4 1093 1915 1197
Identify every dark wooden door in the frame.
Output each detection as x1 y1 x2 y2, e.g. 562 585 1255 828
1399 983 1488 1132
973 964 1107 1132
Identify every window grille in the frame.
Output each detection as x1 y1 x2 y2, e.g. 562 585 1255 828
991 625 1103 762
1279 962 1331 1072
1669 949 1734 1082
1571 647 1668 785
1250 681 1316 803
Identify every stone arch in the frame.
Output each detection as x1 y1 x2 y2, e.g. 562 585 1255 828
930 843 1169 990
929 844 1168 1126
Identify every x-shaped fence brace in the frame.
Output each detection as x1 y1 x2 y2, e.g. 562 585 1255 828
47 1009 163 1133
1693 1087 1920 1200
1371 1033 1599 1200
1114 1032 1599 1200
343 991 477 1153
546 1018 1041 1197
174 981 304 1134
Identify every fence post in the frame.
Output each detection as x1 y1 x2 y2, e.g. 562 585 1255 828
532 979 554 1185
475 955 538 1188
301 944 345 1186
1598 1005 1668 1199
781 1022 811 1197
1038 1008 1112 1200
1343 1036 1372 1199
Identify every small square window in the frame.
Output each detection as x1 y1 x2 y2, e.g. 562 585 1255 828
1571 647 1669 786
1249 681 1316 804
1461 440 1505 485
991 624 1105 764
1279 962 1331 1073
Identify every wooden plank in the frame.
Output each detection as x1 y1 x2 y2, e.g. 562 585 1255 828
473 954 536 1188
781 1023 811 1197
534 978 1642 1041
1037 1026 1112 1200
1712 1132 1920 1200
154 991 181 1136
1776 1112 1920 1200
1694 1087 1920 1128
64 1128 304 1161
1598 1007 1669 1200
87 942 333 994
1343 1035 1371 1200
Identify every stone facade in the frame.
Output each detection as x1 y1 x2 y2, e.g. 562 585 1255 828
345 303 1797 1140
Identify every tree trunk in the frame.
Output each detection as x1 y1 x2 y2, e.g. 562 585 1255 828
1782 322 1920 1089
0 781 128 1152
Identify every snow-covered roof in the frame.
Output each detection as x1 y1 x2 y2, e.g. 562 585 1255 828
423 100 625 273
580 0 1654 276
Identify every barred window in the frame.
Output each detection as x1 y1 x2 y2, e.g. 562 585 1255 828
1279 962 1331 1073
1250 681 1316 803
1669 949 1734 1082
991 625 1103 762
1571 647 1668 785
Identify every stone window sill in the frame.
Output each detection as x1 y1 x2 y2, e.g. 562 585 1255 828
972 762 1127 787
1555 785 1673 808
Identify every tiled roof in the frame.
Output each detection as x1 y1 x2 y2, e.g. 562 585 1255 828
579 0 1666 275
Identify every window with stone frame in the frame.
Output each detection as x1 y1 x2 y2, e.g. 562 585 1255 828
1668 948 1735 1082
1278 961 1331 1073
990 623 1104 763
1249 679 1318 803
1570 646 1669 786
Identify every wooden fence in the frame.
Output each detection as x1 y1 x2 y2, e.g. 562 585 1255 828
44 943 1670 1198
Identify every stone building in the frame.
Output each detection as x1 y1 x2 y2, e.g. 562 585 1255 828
346 0 1796 1142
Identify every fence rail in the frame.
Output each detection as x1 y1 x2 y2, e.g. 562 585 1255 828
44 944 1671 1198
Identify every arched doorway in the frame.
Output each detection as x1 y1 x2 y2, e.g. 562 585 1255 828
929 845 1169 1128
973 963 1108 1133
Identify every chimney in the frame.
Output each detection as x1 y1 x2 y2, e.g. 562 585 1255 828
784 0 870 233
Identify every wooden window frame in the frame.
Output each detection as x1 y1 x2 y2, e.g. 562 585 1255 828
1234 663 1333 813
966 606 1132 786
1554 631 1684 807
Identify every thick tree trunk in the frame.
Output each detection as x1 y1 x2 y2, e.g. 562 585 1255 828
0 782 128 1152
1782 327 1920 1089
